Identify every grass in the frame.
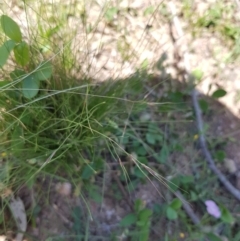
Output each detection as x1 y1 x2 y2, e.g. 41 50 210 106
0 1 158 239
1 0 240 241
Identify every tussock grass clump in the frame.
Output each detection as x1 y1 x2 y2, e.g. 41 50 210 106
0 12 145 191
0 71 146 190
0 2 163 240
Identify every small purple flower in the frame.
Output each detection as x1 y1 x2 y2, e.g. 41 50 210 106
205 200 221 219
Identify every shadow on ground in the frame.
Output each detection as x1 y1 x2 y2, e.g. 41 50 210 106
2 53 240 241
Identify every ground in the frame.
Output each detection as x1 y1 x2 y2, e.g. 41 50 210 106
1 0 240 240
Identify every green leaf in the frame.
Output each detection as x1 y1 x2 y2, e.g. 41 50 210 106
89 190 102 203
192 69 204 81
0 40 15 67
10 69 26 80
199 99 209 113
205 233 223 241
81 165 95 180
71 206 82 235
120 213 137 227
89 185 102 203
146 133 156 145
212 89 227 98
121 135 129 145
45 238 53 241
168 177 180 191
166 206 178 220
135 146 147 156
14 41 30 66
22 75 40 99
144 6 155 16
134 166 148 179
233 230 240 241
136 220 147 227
159 143 169 163
139 228 150 241
138 209 152 222
92 158 104 170
0 80 9 88
1 15 22 42
215 150 225 162
105 7 118 22
140 59 149 70
34 61 52 80
180 175 194 184
148 123 158 131
190 191 198 201
138 157 148 164
170 199 182 210
220 206 234 224
132 140 141 147
169 91 184 102
134 199 144 213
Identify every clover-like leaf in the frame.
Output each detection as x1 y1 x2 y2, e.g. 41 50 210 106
166 206 178 220
22 74 40 99
0 40 15 67
34 61 52 81
1 15 22 42
14 41 30 66
120 213 137 227
212 89 227 98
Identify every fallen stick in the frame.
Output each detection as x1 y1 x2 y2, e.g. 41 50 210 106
175 191 200 225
